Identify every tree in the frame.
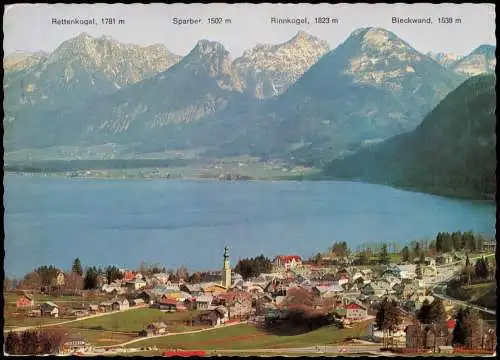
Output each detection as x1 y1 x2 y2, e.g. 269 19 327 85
435 233 443 253
235 255 273 280
452 308 466 346
313 252 322 265
5 331 21 354
380 244 390 265
376 298 403 348
453 307 481 348
451 231 462 250
428 298 446 325
415 263 423 279
413 242 421 260
20 271 42 290
176 266 189 281
4 277 13 291
474 257 489 280
401 246 410 263
65 272 84 294
105 266 122 284
419 252 426 264
83 267 99 290
356 250 370 265
35 266 59 288
71 258 83 276
331 241 350 258
189 272 201 284
417 299 432 323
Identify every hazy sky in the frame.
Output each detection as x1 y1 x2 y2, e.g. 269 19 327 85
4 3 496 57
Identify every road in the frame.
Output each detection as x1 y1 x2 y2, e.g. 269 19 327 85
431 284 496 315
97 320 246 348
210 343 394 356
87 341 391 356
4 305 149 333
430 256 496 315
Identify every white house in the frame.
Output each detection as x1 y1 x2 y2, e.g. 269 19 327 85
112 298 129 311
127 279 147 291
397 265 416 280
273 255 302 270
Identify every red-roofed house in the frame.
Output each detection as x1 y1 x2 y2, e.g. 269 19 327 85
16 293 35 309
345 302 368 321
216 291 252 319
123 271 136 282
338 275 350 286
273 255 302 270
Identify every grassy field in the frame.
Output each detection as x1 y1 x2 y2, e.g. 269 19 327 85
124 322 370 350
66 308 203 333
446 281 496 309
3 291 115 328
46 325 138 347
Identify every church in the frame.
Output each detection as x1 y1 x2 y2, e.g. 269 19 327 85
221 245 232 289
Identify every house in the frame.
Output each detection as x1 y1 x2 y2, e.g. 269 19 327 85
70 309 89 317
423 258 436 267
201 306 229 327
396 265 416 280
131 298 145 307
180 283 202 296
16 293 35 308
157 298 177 312
436 253 454 265
337 275 349 286
422 266 437 278
28 309 42 317
56 272 66 286
194 295 213 310
101 284 123 294
161 292 182 302
123 271 136 282
135 290 153 305
360 283 375 296
140 321 168 337
40 302 59 318
360 269 372 278
370 280 392 297
127 279 147 291
244 283 264 294
63 334 88 353
88 304 99 314
273 255 302 270
96 274 108 287
112 298 129 311
201 283 227 295
217 291 252 319
345 302 368 321
98 301 113 312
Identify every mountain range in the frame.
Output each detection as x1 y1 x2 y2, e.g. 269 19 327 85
3 28 496 173
322 74 496 200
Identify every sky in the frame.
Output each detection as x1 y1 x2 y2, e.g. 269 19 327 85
3 3 496 57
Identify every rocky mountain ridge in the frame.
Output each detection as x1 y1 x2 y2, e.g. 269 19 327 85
232 30 330 98
450 44 496 76
4 28 477 165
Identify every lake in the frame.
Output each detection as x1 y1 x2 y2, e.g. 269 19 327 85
3 174 496 278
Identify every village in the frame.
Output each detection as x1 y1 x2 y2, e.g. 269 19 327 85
4 237 497 357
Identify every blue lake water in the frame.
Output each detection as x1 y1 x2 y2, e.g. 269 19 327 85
3 174 496 278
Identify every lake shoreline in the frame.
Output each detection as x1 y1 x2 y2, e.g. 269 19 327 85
5 170 495 204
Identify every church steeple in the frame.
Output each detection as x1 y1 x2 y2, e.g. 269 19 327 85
222 245 231 289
